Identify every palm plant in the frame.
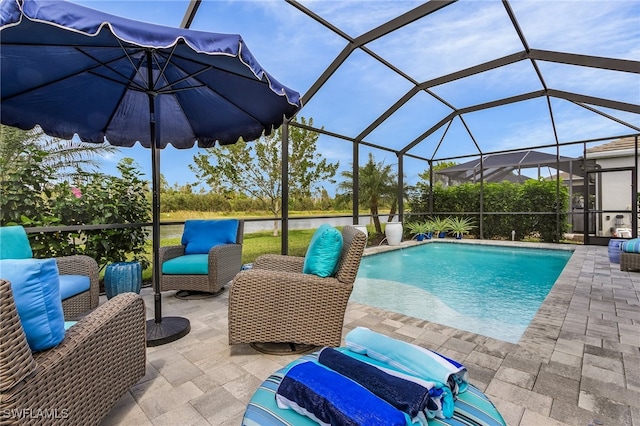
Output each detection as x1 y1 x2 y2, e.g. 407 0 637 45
448 216 476 239
405 221 430 240
337 153 398 235
423 219 437 237
1 125 117 182
431 216 451 238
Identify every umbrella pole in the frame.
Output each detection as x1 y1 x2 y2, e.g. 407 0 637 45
145 50 190 346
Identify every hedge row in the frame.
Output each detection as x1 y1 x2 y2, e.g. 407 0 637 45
407 180 569 242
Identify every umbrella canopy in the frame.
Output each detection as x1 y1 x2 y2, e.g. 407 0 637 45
1 0 302 346
0 0 301 147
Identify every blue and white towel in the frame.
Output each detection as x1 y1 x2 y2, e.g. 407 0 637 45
275 360 408 426
318 347 452 422
622 238 640 253
346 327 468 397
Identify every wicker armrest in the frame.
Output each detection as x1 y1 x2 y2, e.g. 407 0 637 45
209 243 243 277
159 245 186 263
54 254 99 314
54 254 98 277
7 293 147 424
253 254 305 273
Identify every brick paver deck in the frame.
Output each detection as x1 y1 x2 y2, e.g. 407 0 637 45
101 242 640 426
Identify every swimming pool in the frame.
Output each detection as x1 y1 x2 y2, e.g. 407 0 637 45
351 242 573 343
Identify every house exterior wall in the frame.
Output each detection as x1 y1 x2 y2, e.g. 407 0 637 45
587 149 639 237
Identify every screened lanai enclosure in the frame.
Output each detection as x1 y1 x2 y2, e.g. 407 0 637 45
181 0 640 246
8 0 639 248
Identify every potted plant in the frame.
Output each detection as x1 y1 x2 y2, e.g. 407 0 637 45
423 219 437 240
406 221 430 241
432 216 451 238
448 216 476 239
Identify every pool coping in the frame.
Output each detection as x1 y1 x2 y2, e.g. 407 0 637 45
355 240 640 424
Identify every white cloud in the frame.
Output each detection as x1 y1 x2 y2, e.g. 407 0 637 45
510 1 640 60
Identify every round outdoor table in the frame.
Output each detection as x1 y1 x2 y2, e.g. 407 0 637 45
241 350 506 426
104 261 142 299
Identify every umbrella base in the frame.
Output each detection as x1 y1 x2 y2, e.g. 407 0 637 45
146 316 191 347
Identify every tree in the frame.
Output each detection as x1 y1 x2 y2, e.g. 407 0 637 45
1 126 150 271
337 153 398 235
1 125 117 182
190 117 339 235
417 160 458 188
49 159 151 269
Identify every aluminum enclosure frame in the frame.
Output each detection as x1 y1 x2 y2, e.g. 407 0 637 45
181 0 640 245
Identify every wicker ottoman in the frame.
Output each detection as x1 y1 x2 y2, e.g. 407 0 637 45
620 252 640 272
241 350 506 426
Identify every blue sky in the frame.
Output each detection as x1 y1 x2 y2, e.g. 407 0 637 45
70 0 640 194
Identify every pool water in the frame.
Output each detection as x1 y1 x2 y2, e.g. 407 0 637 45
351 243 573 343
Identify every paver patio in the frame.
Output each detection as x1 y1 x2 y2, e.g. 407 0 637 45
100 242 640 426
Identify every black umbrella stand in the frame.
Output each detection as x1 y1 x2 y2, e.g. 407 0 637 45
144 52 190 347
145 140 190 347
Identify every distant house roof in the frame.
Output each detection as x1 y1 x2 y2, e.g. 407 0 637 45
586 136 638 154
435 150 582 183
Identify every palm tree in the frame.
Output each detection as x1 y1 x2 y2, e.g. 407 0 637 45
1 125 117 182
337 153 398 234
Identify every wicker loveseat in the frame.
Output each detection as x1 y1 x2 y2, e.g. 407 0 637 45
228 225 367 349
0 279 146 425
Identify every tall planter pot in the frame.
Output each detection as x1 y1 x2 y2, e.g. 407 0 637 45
385 222 403 246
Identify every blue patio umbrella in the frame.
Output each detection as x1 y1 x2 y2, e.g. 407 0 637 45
0 0 302 345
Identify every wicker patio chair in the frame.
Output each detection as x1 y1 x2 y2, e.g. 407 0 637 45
228 225 367 350
159 219 244 297
0 279 146 426
0 225 99 319
55 255 99 318
620 252 640 271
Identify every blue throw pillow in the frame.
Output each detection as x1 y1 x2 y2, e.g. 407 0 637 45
0 258 65 352
182 220 239 255
303 224 343 277
0 226 33 259
622 238 640 253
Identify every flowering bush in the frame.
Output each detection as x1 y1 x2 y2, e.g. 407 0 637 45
1 156 151 271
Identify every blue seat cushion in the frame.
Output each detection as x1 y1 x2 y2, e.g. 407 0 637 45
182 219 239 255
162 254 208 275
303 224 343 277
0 225 33 259
59 275 91 300
0 258 65 352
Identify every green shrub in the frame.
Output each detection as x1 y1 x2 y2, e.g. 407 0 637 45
1 158 151 271
409 180 568 242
